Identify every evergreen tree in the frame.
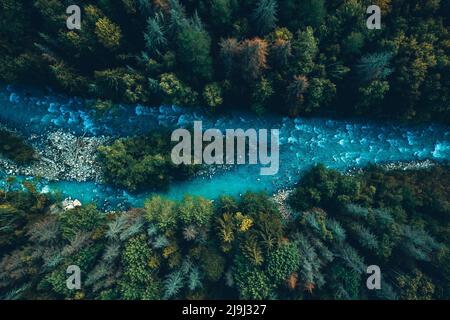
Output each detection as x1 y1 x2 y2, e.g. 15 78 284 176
356 52 393 83
175 17 213 81
252 0 278 35
144 13 167 55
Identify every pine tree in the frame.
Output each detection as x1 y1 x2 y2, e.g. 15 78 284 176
349 223 379 251
188 267 202 291
146 223 158 237
344 204 369 219
61 231 92 256
136 0 152 14
86 261 111 287
253 0 278 35
106 216 127 241
375 279 398 300
210 0 234 29
119 216 145 241
373 208 395 228
287 75 309 115
291 27 318 74
1 283 30 300
309 236 334 264
298 0 326 28
242 235 264 266
102 242 121 263
326 218 346 242
0 250 29 288
163 271 184 299
183 225 198 241
175 17 213 81
144 13 167 55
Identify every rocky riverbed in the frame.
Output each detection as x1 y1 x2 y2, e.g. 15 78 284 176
0 126 111 182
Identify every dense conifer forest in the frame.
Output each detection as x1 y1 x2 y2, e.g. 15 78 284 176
1 0 450 122
0 165 449 300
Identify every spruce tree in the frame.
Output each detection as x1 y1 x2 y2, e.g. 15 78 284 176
252 0 278 35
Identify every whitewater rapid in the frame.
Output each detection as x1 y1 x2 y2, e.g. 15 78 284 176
1 84 449 209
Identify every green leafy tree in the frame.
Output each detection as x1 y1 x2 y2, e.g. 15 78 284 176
0 130 36 164
343 32 365 55
252 77 274 114
93 68 148 103
356 80 390 115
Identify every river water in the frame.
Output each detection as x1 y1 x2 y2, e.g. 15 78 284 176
1 84 449 209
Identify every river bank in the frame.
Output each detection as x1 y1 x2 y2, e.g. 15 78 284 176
1 84 450 210
0 124 110 182
271 158 443 220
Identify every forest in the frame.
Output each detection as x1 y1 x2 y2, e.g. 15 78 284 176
0 165 449 300
1 0 450 302
1 0 450 122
